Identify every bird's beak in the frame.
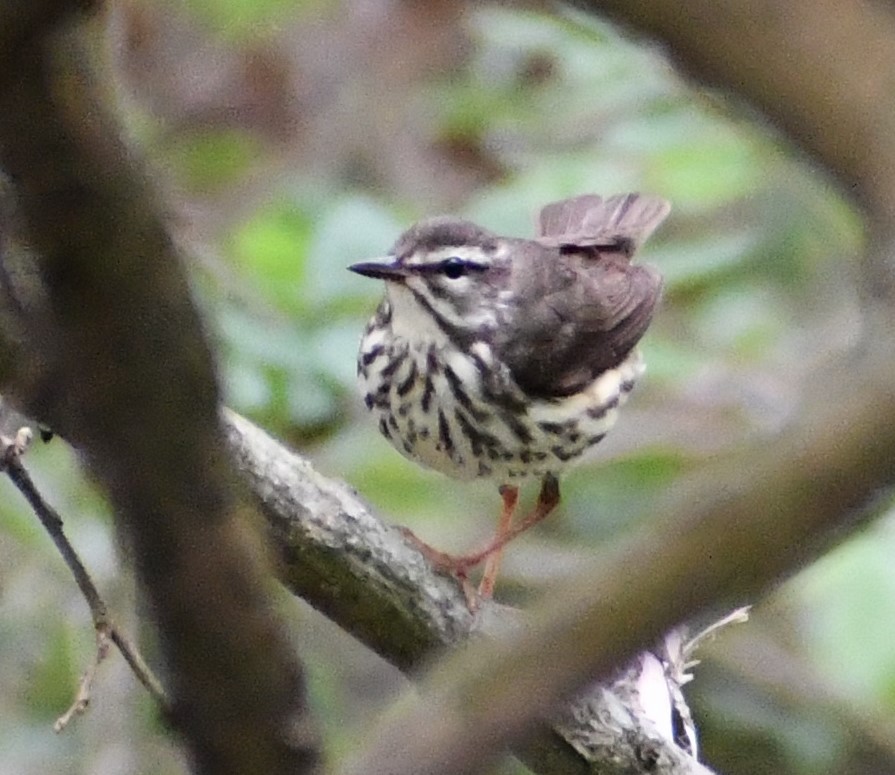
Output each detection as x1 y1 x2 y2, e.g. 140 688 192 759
348 258 409 282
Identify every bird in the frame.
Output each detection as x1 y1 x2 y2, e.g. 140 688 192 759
349 193 669 602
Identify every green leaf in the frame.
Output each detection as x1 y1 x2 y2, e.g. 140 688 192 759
166 129 261 191
307 196 404 305
229 201 313 313
648 129 764 205
179 0 320 39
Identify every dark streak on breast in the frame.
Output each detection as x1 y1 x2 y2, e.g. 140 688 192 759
437 409 453 454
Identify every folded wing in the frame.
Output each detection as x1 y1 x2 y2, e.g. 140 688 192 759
496 193 668 398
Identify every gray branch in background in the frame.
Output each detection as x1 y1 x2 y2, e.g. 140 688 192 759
223 408 715 775
584 0 895 302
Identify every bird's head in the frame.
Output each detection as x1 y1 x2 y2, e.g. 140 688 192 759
349 216 513 346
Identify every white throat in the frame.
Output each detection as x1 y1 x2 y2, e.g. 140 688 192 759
386 283 451 348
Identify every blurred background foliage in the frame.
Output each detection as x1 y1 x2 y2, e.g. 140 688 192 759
1 1 891 773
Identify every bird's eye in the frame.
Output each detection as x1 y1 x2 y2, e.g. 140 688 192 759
441 257 468 280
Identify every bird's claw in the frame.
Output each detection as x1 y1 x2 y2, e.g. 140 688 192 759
397 525 482 611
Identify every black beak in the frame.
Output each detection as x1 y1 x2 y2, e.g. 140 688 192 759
348 259 409 282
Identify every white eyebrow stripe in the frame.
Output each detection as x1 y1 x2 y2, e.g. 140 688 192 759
402 245 498 267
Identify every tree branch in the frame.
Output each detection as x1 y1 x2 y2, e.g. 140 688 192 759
333 347 895 775
224 333 895 775
1 440 167 715
224 407 718 775
0 4 320 772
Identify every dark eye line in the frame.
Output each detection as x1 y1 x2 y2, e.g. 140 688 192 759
442 257 487 274
408 256 489 279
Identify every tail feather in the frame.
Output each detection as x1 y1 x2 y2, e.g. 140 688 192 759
537 193 670 254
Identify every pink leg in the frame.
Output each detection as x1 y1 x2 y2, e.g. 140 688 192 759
398 475 561 606
454 475 560 570
477 485 519 600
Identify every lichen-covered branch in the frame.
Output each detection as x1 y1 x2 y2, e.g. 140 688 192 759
335 352 895 775
224 408 717 775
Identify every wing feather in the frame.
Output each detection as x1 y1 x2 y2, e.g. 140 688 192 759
493 193 668 398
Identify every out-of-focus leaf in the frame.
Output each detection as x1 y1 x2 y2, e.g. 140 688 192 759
313 321 363 388
792 517 895 703
229 201 313 313
438 6 675 152
222 354 272 412
165 129 261 191
217 304 308 368
24 621 78 719
0 484 47 550
179 0 320 38
650 230 762 289
285 369 341 430
639 337 713 384
649 133 764 206
306 196 404 306
692 285 788 358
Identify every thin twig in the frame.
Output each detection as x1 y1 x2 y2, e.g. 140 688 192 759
1 435 169 716
54 625 110 731
110 627 167 700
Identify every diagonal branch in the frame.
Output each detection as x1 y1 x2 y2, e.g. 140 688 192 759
224 407 717 775
224 330 895 775
333 346 895 775
1 442 167 713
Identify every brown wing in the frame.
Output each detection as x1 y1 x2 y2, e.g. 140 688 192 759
495 193 668 399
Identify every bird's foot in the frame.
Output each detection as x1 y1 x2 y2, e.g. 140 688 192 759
396 476 559 610
397 526 485 610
